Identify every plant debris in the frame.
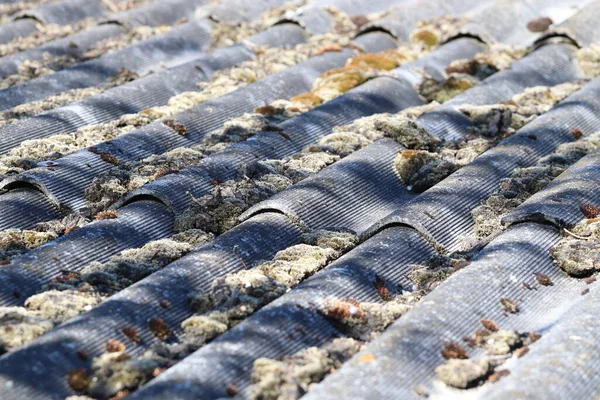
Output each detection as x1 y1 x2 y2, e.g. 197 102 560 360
248 338 362 400
435 358 490 389
437 327 538 389
464 125 600 248
500 298 518 313
552 219 600 277
182 231 357 349
526 17 553 32
407 254 469 293
319 295 416 342
441 341 468 359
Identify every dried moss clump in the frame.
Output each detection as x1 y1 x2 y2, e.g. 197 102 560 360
447 44 527 80
84 351 169 398
574 44 600 79
174 173 292 235
0 290 100 352
408 254 469 294
470 166 564 240
0 68 139 134
56 234 210 295
0 229 58 261
552 220 600 277
0 18 95 58
394 149 458 192
0 307 53 353
435 358 490 389
83 25 170 59
419 74 478 103
182 231 356 349
24 290 100 322
410 15 469 48
320 296 414 341
248 338 362 400
467 131 600 247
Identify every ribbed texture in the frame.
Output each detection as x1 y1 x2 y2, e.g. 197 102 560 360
0 213 301 400
243 139 417 236
405 37 485 82
455 0 540 45
277 6 332 35
504 149 600 228
0 199 173 307
179 48 358 141
0 150 113 212
206 0 297 24
0 18 37 45
418 43 582 141
372 72 600 251
306 222 585 400
0 19 213 111
106 0 207 28
131 226 435 399
16 0 108 25
0 23 125 79
0 188 60 230
485 271 600 399
285 75 426 149
536 0 600 47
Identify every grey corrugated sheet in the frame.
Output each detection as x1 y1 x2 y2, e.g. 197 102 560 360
503 148 600 228
0 0 109 45
535 0 600 47
0 30 401 308
240 138 417 235
305 222 582 400
483 275 600 399
3 1 600 398
369 74 600 251
116 36 480 213
0 23 125 79
0 22 307 161
131 225 436 399
0 199 173 305
0 213 302 400
0 37 378 214
0 17 213 112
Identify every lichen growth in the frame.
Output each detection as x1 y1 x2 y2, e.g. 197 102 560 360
0 68 140 137
410 15 469 48
552 220 600 277
574 44 600 79
446 44 527 80
52 232 211 295
0 18 95 59
466 131 600 247
407 254 469 294
435 358 490 389
394 82 583 194
0 228 212 355
419 73 478 103
182 231 356 348
394 149 459 192
84 351 169 398
0 214 90 262
0 290 99 353
248 338 362 400
0 307 53 353
319 296 414 341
